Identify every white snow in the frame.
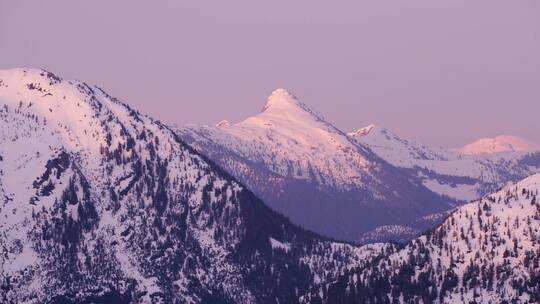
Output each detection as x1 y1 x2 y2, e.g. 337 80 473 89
178 89 390 200
269 237 291 252
422 179 478 202
351 124 540 202
362 172 540 303
0 69 396 304
455 135 540 155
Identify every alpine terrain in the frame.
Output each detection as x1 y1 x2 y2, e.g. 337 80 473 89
351 125 540 203
0 69 396 304
324 172 540 303
177 89 455 243
177 91 540 243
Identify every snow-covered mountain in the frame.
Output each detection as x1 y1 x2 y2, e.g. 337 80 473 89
351 125 540 202
177 90 540 243
455 135 540 155
177 89 454 242
324 172 540 303
0 69 396 303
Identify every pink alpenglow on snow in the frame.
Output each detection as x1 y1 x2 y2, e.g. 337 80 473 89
455 135 540 155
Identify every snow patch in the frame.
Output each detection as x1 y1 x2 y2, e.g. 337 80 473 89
269 237 291 252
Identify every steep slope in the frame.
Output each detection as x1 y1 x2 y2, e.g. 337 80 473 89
325 172 540 303
0 69 394 304
177 89 453 242
351 125 540 202
455 135 540 155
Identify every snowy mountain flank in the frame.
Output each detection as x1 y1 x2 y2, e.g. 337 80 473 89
2 68 540 303
323 172 540 303
177 90 540 243
0 69 397 303
177 89 455 243
351 125 540 202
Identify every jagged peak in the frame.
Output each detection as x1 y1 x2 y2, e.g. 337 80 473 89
216 120 231 128
348 124 377 137
348 124 393 138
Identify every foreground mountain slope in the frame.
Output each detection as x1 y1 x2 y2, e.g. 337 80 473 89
0 69 394 304
351 125 540 202
325 172 540 303
177 90 453 242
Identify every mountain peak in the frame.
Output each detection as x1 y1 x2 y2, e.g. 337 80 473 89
348 124 377 137
216 120 231 128
456 135 540 155
262 88 299 112
0 68 62 83
348 124 395 139
0 68 62 89
2 68 395 303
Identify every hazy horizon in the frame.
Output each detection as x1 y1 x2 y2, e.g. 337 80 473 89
1 1 539 147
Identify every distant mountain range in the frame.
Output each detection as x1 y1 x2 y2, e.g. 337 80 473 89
351 124 540 203
177 89 540 242
0 69 395 303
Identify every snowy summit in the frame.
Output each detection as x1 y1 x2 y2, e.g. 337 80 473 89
177 90 454 242
456 135 540 155
0 69 392 303
262 88 300 112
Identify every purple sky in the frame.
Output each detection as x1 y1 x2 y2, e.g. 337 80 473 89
1 1 539 147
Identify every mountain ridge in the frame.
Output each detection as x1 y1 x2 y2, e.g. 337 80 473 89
177 91 456 242
0 68 394 303
323 172 540 303
179 93 540 243
2 68 539 302
351 123 540 202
